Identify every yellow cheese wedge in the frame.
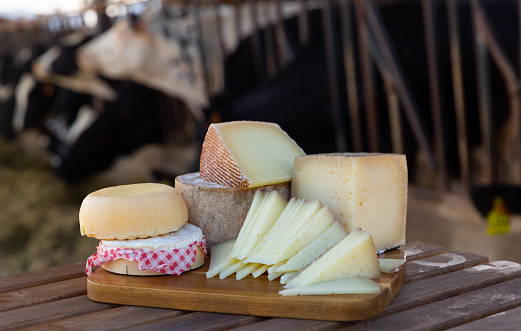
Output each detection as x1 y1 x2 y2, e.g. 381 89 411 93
279 277 381 296
285 229 380 289
292 153 407 252
200 121 305 188
276 221 348 273
245 199 325 264
236 263 262 280
220 260 248 279
232 191 287 260
280 272 296 285
379 258 406 273
206 238 237 278
251 264 270 278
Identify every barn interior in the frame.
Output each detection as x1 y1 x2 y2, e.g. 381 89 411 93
1 0 520 277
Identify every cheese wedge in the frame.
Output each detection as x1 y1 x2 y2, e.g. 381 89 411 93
200 121 305 188
379 259 406 273
245 199 325 264
276 221 348 273
279 277 380 296
285 229 380 289
236 263 262 280
232 190 287 260
206 238 237 278
292 153 407 251
251 264 270 278
280 272 296 284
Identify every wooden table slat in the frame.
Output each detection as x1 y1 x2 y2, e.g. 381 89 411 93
384 260 521 316
405 251 488 283
230 317 344 331
400 241 445 261
344 277 521 330
24 305 186 331
0 277 86 313
0 295 116 330
124 311 266 331
447 305 521 331
0 262 86 294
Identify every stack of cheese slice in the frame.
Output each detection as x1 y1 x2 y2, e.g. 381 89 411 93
281 228 380 296
206 190 354 282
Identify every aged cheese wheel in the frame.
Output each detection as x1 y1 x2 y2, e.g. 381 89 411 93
175 172 291 248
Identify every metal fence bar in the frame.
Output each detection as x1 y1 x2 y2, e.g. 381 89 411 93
446 0 470 189
339 0 363 152
321 0 347 152
260 1 277 77
475 2 521 183
274 0 294 68
364 0 436 170
248 0 264 81
365 31 403 154
422 0 447 190
298 0 309 45
471 0 494 183
355 0 379 152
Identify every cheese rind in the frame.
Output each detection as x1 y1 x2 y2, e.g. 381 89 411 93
200 121 305 188
285 229 380 289
279 277 381 296
292 153 407 251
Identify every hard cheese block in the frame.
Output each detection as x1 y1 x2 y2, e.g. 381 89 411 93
292 153 407 251
175 172 290 247
200 121 305 188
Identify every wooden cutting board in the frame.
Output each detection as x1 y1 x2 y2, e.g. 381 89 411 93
87 249 405 321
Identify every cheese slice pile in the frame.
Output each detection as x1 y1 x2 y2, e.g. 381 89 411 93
199 121 305 188
206 191 356 282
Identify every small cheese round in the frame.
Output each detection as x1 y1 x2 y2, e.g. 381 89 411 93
79 183 188 240
100 223 206 276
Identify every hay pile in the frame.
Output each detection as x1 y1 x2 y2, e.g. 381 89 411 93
0 140 107 276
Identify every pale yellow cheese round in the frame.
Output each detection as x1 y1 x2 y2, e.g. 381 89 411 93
79 183 188 240
175 172 291 247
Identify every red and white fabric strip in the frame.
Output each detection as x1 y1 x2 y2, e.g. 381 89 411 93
85 238 207 276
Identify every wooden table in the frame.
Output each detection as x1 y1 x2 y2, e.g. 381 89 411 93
2 241 521 330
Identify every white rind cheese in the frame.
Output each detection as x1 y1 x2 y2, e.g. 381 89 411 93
199 121 305 188
279 277 381 296
285 229 380 289
292 153 407 251
102 223 204 250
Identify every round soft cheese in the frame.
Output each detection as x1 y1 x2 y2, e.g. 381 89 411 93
79 183 188 240
175 172 291 248
101 223 206 276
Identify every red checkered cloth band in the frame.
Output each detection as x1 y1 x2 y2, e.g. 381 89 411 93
85 238 207 276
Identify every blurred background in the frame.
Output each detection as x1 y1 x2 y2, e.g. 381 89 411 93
1 0 520 277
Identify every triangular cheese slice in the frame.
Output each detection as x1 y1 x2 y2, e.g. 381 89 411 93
200 121 305 188
279 277 380 296
285 229 380 289
206 238 237 278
